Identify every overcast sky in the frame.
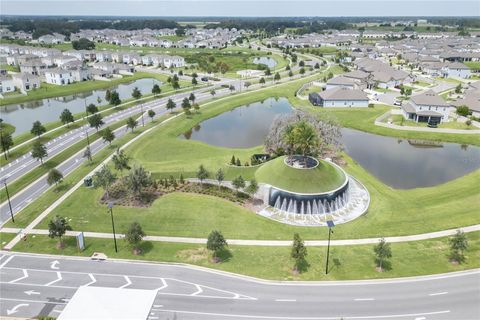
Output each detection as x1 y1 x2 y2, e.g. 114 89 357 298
2 0 478 17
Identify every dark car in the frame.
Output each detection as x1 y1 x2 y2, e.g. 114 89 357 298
201 77 209 82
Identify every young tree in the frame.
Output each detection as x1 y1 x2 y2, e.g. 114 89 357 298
193 103 200 113
291 233 307 273
259 77 266 85
31 121 46 137
88 114 104 132
189 93 196 103
210 89 216 97
449 230 469 264
299 60 305 67
112 148 131 174
264 68 271 76
166 99 176 113
83 145 92 162
31 141 47 164
132 86 142 100
246 178 259 197
48 215 72 249
182 97 191 110
101 127 115 145
456 105 470 117
232 175 245 193
151 84 161 96
47 168 64 187
288 70 294 77
172 80 180 90
60 109 74 127
125 164 152 196
86 103 98 115
105 89 112 102
196 164 209 184
299 67 306 75
274 72 281 82
455 83 462 94
191 77 198 86
314 62 320 69
109 91 121 106
215 168 224 188
207 230 228 261
94 164 116 199
147 109 156 122
125 221 146 255
373 238 392 271
230 155 236 165
229 85 235 93
0 132 14 159
244 81 251 89
126 117 138 132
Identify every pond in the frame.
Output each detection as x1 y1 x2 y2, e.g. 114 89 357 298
182 97 293 148
1 78 162 136
181 98 480 189
253 56 278 69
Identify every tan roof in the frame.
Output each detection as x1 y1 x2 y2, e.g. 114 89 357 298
411 90 450 107
318 87 369 101
401 102 416 113
327 76 357 86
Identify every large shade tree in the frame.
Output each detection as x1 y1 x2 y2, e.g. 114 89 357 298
264 111 342 159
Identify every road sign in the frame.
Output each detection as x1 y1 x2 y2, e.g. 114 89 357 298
76 232 85 251
327 220 335 228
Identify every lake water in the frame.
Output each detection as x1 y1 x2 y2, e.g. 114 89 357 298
181 98 480 188
182 97 293 148
1 78 162 136
253 56 278 68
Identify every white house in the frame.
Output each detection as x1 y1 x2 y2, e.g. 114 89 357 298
309 87 370 108
445 62 471 79
326 76 361 90
45 68 75 85
12 73 41 93
163 55 185 68
0 76 15 93
401 90 451 124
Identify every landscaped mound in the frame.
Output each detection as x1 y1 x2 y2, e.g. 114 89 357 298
255 156 346 194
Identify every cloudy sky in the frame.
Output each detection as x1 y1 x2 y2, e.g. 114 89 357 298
2 0 478 17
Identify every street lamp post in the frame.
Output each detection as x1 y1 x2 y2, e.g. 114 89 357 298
140 103 145 127
108 202 118 253
2 178 14 223
325 220 335 274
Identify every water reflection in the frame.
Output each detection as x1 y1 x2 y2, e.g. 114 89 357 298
180 98 480 188
1 78 162 136
253 56 278 68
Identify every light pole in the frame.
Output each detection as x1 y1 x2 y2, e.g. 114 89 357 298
325 220 335 274
2 178 14 223
140 103 145 127
108 202 118 253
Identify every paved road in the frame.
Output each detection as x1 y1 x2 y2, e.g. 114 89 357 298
0 82 238 225
0 253 478 319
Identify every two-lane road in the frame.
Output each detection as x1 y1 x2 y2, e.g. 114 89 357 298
0 253 478 319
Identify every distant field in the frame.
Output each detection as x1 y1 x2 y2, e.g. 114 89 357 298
465 61 480 71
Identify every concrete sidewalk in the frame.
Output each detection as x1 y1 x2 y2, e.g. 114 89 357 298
2 224 479 247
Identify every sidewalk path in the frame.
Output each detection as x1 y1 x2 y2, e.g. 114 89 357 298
2 224 479 248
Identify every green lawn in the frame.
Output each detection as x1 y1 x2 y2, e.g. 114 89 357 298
387 114 476 130
413 80 432 87
0 64 20 72
255 156 345 193
464 61 480 71
10 231 480 280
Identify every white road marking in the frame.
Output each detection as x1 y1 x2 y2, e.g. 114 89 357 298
10 269 28 283
6 303 29 315
275 299 296 302
45 272 62 286
354 298 375 301
191 284 203 296
0 255 14 268
119 275 131 288
153 305 163 308
151 309 451 319
50 260 60 270
83 273 96 286
0 297 67 305
414 317 426 320
24 290 40 295
156 278 167 291
429 291 448 296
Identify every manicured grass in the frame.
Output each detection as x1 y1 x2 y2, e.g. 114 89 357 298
11 231 480 280
0 64 20 72
255 156 345 193
464 61 480 71
0 232 17 247
386 114 476 130
0 72 188 106
413 80 431 87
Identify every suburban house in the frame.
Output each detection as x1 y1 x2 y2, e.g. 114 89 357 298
95 51 113 62
68 66 92 82
20 61 47 75
444 62 471 79
451 81 480 117
38 33 66 44
12 73 41 93
162 55 185 68
309 87 370 108
0 76 15 93
326 75 362 90
45 68 75 85
401 90 451 124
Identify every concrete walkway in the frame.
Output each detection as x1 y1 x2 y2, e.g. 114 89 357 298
2 224 479 248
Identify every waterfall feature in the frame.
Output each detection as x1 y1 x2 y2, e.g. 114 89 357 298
271 187 350 215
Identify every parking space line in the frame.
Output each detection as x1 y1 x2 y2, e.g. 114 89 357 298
9 269 28 283
45 272 62 286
